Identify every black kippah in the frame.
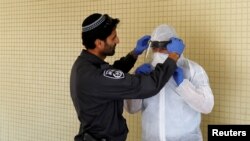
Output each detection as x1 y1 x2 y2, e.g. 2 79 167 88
82 13 106 32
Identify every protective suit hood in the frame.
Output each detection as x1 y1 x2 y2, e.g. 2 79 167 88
151 24 178 42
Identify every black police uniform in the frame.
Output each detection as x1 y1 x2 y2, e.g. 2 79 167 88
70 50 177 141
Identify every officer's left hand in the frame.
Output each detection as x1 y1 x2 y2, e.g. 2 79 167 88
166 37 185 55
134 35 151 55
135 63 153 75
173 67 184 86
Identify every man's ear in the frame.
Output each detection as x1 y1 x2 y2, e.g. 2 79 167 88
94 39 104 50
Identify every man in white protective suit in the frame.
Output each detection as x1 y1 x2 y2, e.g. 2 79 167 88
124 24 214 141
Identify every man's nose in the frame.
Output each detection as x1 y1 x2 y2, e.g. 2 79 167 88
115 37 119 44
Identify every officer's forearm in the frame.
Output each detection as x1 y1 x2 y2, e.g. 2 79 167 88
129 50 139 59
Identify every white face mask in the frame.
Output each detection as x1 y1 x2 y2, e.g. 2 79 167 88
151 52 169 67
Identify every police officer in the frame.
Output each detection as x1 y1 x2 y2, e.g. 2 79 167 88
70 13 185 141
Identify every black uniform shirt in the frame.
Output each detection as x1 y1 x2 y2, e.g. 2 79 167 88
70 50 177 141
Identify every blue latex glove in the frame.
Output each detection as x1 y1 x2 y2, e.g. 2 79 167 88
135 63 153 75
134 35 151 55
173 67 184 86
166 37 185 55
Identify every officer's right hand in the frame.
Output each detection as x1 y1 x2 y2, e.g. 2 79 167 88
166 37 185 55
135 63 153 75
134 35 151 55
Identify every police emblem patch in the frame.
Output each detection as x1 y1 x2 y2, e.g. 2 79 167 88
103 69 125 79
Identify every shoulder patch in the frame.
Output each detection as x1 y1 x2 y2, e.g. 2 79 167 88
103 69 125 79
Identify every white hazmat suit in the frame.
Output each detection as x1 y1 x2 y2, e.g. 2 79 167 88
124 25 214 141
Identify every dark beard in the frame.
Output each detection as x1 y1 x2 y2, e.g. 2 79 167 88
102 43 116 56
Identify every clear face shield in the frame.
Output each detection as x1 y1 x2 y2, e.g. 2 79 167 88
144 40 171 64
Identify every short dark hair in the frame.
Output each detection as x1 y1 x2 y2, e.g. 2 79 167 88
81 13 120 49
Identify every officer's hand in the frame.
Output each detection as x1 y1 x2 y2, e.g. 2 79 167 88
166 37 185 55
135 63 153 75
173 67 184 86
134 35 151 55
